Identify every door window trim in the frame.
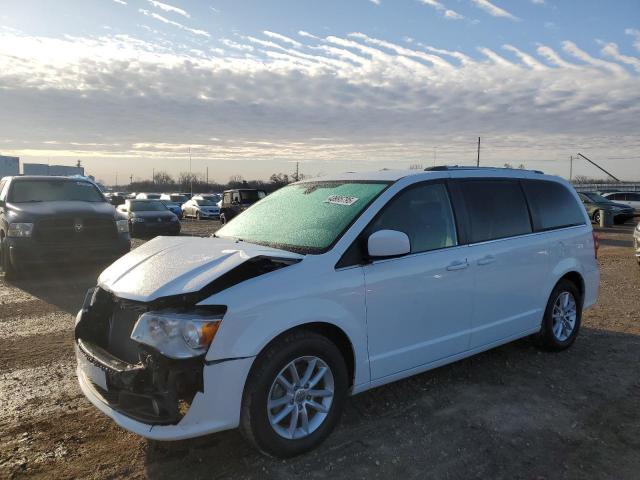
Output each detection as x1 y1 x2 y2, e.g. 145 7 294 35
335 179 461 269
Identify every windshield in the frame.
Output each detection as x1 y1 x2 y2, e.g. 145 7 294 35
197 200 217 206
130 200 168 212
8 179 105 203
162 201 179 208
240 190 266 203
170 195 188 203
585 192 610 203
216 181 389 253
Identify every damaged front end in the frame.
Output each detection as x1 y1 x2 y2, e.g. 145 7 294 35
75 287 224 425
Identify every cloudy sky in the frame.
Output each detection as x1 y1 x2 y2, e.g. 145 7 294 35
1 0 639 184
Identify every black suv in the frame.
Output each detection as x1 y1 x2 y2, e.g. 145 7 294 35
219 188 266 224
0 176 131 279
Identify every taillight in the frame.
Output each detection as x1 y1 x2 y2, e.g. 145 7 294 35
592 231 599 259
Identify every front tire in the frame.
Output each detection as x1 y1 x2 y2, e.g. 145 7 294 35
535 279 582 351
592 210 601 224
0 234 18 281
240 330 348 458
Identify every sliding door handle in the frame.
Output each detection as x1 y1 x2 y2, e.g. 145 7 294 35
446 260 469 271
477 255 496 266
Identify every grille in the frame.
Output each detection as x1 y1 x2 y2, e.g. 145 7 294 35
107 305 144 364
34 217 117 245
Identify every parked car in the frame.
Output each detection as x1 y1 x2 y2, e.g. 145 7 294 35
106 194 126 207
0 176 130 279
182 198 220 220
577 192 635 224
160 193 190 205
193 193 221 203
219 188 266 224
602 192 640 215
136 193 161 200
75 167 599 457
161 200 184 220
116 199 180 237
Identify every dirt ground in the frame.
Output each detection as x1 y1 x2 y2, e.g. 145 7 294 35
1 218 639 479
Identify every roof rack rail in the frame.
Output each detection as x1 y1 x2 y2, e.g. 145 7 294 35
424 165 544 174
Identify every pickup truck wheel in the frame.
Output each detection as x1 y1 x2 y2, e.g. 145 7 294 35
240 330 348 458
535 279 582 351
219 213 226 225
592 210 601 224
0 235 18 280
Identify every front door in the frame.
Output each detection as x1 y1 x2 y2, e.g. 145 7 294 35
364 182 473 380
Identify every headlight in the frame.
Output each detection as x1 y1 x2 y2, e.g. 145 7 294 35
8 223 34 238
130 311 222 359
132 217 145 223
116 219 129 233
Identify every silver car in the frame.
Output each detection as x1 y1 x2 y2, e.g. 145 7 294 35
182 198 220 220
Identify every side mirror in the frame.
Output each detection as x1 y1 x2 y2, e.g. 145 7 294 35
367 230 411 258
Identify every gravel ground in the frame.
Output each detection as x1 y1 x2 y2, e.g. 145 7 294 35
1 219 639 479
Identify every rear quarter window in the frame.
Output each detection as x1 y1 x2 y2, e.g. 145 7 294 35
522 181 585 231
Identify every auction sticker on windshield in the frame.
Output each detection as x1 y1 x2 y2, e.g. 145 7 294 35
325 195 359 206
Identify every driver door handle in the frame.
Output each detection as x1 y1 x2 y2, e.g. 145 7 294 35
446 260 469 271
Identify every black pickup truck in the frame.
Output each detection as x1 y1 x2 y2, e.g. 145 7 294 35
0 176 131 279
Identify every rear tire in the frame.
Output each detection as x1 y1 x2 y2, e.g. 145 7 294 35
219 213 226 225
240 330 348 458
535 279 582 351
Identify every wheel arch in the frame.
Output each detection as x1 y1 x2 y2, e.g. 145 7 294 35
249 321 356 389
559 271 585 301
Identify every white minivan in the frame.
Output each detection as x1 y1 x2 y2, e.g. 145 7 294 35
75 167 599 457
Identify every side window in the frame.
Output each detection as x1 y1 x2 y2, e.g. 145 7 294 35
522 181 585 231
367 183 457 254
0 180 7 202
608 193 622 200
223 193 231 204
232 192 241 203
578 193 591 203
459 180 532 243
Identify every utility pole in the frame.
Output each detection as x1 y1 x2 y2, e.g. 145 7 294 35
206 166 209 185
129 174 133 185
116 172 118 188
152 168 155 184
476 137 481 167
295 162 299 182
189 147 193 195
569 155 573 181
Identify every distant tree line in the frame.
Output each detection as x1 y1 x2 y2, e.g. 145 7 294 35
118 171 305 194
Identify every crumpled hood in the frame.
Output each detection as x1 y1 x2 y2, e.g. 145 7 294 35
98 236 303 302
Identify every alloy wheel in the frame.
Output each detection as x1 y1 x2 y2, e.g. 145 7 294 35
267 356 334 440
552 291 577 342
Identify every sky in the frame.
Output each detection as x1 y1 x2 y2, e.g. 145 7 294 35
1 0 639 184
